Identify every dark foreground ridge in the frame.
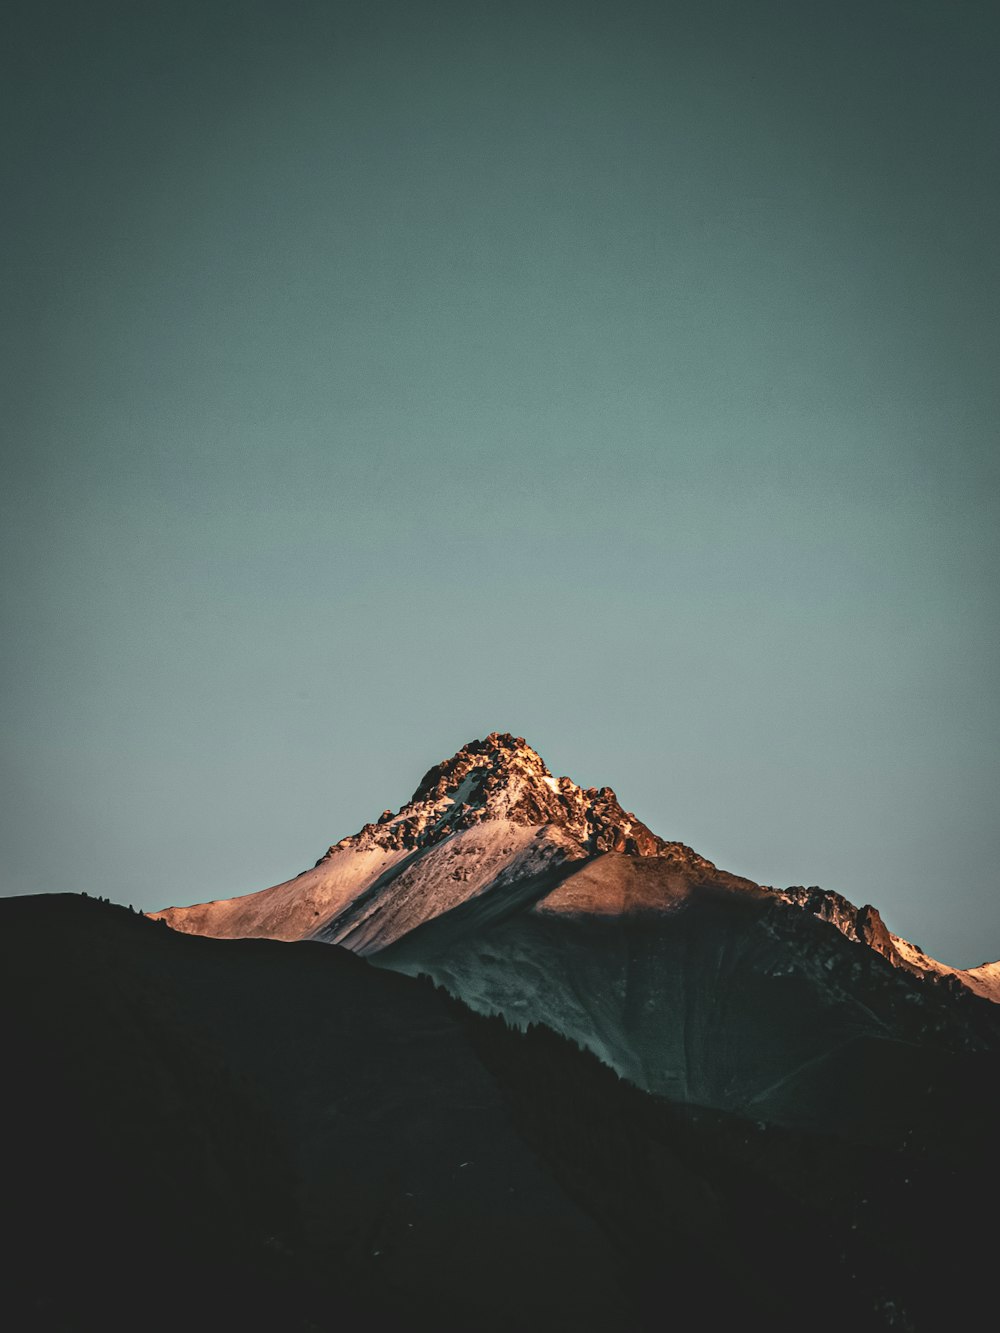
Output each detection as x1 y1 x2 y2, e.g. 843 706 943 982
4 893 1000 1332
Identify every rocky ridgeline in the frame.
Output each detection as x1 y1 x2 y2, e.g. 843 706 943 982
768 885 989 997
316 731 719 868
775 885 900 962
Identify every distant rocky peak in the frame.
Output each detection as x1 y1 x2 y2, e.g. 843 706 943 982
317 732 701 863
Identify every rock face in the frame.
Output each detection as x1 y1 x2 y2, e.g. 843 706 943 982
152 732 1000 1125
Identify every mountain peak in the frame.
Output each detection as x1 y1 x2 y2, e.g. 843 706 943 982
319 733 681 862
412 732 550 802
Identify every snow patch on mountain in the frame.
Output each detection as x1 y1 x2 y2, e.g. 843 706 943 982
962 961 1000 1003
315 821 587 954
890 936 1000 1003
150 846 410 941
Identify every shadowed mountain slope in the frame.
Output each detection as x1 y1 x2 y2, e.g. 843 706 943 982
5 893 1000 1331
378 860 1000 1132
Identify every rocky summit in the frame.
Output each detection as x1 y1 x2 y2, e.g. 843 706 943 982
319 731 697 860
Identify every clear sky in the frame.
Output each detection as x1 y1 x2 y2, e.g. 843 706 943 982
2 0 998 966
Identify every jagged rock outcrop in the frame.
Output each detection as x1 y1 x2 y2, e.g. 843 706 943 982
317 731 698 861
775 886 901 962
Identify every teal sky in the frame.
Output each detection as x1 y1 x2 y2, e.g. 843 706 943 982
2 1 998 966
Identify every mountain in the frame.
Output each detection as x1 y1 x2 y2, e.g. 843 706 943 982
153 732 752 947
153 733 1000 1128
5 892 1000 1332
